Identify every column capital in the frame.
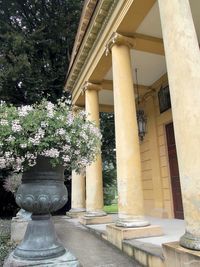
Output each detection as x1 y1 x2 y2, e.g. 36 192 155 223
82 81 102 93
105 32 134 56
72 105 84 113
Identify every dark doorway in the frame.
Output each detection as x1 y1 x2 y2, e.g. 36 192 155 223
165 122 184 219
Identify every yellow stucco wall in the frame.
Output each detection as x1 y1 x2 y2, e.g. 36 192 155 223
140 75 174 218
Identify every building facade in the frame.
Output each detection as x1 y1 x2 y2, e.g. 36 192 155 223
65 0 200 264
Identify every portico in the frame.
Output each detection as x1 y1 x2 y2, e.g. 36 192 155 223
65 0 200 265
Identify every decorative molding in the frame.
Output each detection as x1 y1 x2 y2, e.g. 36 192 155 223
69 0 98 70
105 32 134 56
66 0 118 91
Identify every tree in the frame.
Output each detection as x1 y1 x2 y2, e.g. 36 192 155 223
100 112 116 168
100 112 117 204
0 0 83 105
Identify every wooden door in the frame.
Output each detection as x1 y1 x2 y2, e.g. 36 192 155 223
165 122 184 219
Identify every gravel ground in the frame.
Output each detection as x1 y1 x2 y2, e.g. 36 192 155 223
0 219 16 267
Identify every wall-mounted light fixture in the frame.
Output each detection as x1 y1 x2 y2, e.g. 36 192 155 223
135 68 147 141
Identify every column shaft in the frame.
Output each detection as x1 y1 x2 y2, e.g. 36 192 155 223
85 87 105 216
70 171 86 212
111 42 149 227
158 0 200 250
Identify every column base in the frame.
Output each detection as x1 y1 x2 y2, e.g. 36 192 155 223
80 215 113 225
106 223 163 249
180 231 200 250
116 217 150 228
85 210 107 217
4 250 81 267
67 208 86 218
163 241 200 267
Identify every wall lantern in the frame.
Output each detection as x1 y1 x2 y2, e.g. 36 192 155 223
135 68 147 141
137 109 147 141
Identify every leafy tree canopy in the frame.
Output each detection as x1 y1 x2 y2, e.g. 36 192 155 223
0 0 83 105
100 112 116 190
100 112 116 168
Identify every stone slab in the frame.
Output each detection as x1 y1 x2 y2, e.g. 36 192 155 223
4 250 81 267
123 239 164 259
79 215 113 225
11 217 29 244
163 241 200 267
106 223 163 249
122 240 165 267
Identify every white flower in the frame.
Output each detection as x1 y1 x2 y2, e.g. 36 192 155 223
56 128 66 135
62 155 70 162
0 119 8 126
66 113 74 125
0 157 6 168
5 152 11 158
18 105 33 117
47 111 54 118
46 102 54 111
6 136 15 142
41 148 59 158
12 120 22 132
20 143 27 149
38 128 45 137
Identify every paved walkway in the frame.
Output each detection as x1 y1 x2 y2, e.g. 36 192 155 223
55 218 142 267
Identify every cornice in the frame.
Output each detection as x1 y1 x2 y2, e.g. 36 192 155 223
69 0 98 71
66 0 118 91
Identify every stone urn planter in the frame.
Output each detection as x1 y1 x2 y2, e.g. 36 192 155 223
0 99 101 266
9 157 80 266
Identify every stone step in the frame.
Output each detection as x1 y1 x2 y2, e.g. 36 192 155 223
122 239 165 267
84 223 165 267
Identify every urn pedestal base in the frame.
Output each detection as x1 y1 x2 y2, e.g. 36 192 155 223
13 214 65 260
4 250 81 267
8 157 80 265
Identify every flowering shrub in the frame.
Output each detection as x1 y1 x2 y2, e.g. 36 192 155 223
3 173 22 194
0 98 101 172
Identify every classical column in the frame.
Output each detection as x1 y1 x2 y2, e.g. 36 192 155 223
158 0 200 250
68 170 86 216
84 82 106 217
106 33 149 227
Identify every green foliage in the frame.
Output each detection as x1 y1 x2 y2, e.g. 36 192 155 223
100 112 116 168
0 0 84 104
103 167 117 205
100 112 117 197
103 204 118 213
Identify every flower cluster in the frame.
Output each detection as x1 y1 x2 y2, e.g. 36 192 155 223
0 98 101 173
3 173 22 194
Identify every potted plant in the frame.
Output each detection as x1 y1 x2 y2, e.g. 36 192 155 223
0 98 101 264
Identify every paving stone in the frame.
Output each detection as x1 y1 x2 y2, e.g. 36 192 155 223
55 219 142 267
